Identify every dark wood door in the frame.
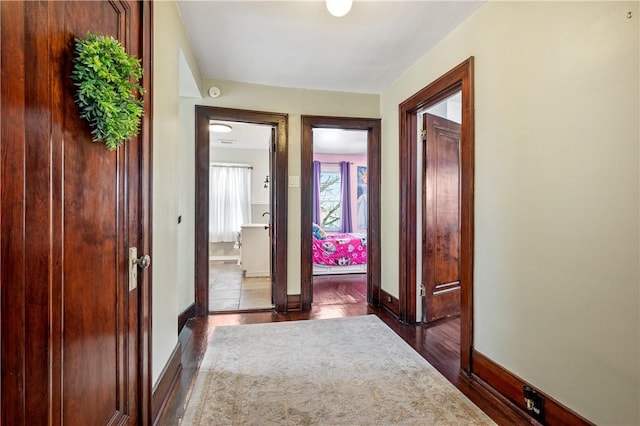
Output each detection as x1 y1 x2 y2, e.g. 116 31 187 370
422 113 461 323
1 1 150 424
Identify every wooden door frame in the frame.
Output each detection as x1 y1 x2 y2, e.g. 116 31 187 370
195 106 288 315
300 116 381 311
140 1 154 422
398 58 474 372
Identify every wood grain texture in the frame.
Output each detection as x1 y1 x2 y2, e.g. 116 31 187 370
398 58 475 372
300 115 381 311
1 1 152 423
287 295 302 311
423 114 461 323
380 289 400 317
472 350 595 426
195 107 288 314
178 303 196 333
152 343 182 424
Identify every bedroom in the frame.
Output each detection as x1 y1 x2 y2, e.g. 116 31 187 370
311 128 369 305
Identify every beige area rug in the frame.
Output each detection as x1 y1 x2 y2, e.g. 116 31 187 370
182 315 495 425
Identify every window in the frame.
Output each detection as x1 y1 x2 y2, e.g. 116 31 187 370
319 164 341 230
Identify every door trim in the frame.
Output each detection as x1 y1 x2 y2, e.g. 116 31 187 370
300 115 381 311
140 1 154 422
195 106 288 315
398 57 474 372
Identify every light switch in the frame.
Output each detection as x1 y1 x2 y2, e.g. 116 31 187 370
288 176 300 187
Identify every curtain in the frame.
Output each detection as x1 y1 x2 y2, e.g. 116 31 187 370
313 160 321 224
209 165 252 242
339 161 352 233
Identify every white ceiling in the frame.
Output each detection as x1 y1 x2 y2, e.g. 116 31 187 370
210 120 367 154
176 1 484 94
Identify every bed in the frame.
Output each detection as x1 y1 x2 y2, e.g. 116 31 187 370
312 223 367 275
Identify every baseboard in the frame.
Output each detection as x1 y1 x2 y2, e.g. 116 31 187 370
245 271 270 278
287 294 301 311
178 303 196 334
152 342 182 425
380 289 400 316
471 350 594 426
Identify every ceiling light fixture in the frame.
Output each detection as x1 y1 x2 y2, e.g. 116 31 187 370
209 123 232 133
326 0 352 17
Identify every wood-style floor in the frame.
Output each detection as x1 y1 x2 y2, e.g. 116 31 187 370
156 275 528 425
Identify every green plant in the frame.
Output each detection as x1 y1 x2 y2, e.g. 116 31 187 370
71 32 145 151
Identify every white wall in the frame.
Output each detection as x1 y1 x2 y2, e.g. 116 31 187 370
152 1 202 387
380 2 639 424
178 81 379 296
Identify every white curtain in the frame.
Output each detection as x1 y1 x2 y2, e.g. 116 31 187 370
209 164 252 242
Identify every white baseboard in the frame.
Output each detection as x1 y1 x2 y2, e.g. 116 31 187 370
245 271 270 278
209 255 240 261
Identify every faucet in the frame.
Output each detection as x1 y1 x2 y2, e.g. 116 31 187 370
262 212 270 217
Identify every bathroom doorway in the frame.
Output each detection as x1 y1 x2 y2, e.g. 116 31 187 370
194 106 288 316
208 121 273 311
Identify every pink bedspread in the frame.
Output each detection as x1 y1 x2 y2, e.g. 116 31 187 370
312 233 367 266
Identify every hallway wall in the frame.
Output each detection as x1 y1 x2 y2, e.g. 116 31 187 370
380 2 639 424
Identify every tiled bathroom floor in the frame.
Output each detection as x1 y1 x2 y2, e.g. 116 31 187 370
209 260 272 312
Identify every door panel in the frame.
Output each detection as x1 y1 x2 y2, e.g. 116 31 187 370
1 1 147 423
422 113 461 323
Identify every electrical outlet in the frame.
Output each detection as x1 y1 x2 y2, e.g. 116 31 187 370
523 385 545 423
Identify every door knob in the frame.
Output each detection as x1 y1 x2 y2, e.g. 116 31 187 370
135 254 151 269
129 248 150 291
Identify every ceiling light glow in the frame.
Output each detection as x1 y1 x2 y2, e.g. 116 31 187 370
326 0 352 17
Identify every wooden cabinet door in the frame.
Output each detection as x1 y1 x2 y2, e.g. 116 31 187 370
1 1 151 424
422 113 461 323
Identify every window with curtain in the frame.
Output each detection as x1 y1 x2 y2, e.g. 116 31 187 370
209 164 252 242
316 161 352 232
318 164 341 230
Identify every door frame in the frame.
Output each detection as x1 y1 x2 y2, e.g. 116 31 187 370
300 116 381 311
195 106 288 315
140 1 154 422
398 58 474 372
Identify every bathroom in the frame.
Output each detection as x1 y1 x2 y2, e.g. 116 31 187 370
208 120 272 311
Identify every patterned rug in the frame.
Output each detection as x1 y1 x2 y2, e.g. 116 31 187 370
182 315 495 425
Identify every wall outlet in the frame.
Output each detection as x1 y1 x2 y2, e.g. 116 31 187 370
523 385 545 423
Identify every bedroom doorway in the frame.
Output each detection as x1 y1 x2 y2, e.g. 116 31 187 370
300 116 381 311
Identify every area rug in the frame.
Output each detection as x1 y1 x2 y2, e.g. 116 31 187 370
182 315 495 425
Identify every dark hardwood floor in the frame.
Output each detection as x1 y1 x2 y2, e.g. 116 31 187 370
156 275 528 425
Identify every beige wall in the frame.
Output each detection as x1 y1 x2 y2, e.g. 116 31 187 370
178 81 379 301
380 2 639 424
152 1 202 387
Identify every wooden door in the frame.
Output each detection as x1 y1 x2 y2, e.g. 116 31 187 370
422 113 461 323
0 1 151 424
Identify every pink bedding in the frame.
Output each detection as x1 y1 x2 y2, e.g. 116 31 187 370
312 233 367 266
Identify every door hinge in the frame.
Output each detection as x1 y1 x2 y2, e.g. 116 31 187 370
420 284 426 297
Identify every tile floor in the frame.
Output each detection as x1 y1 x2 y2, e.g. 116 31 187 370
209 260 272 312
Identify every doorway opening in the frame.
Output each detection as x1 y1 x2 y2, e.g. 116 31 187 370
311 128 369 306
301 116 381 311
398 58 474 373
208 120 274 311
195 107 288 316
418 91 462 323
